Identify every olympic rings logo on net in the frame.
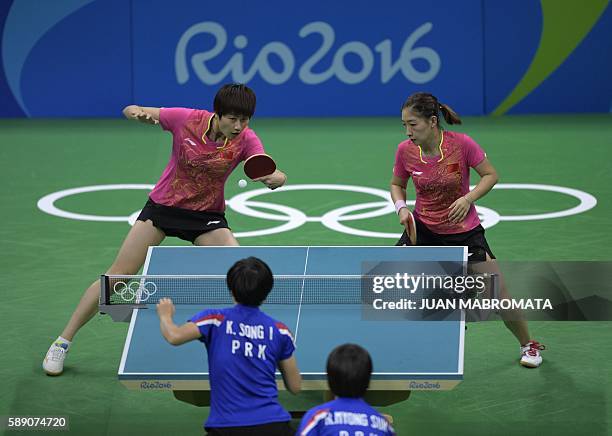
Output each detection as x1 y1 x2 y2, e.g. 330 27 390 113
113 280 158 302
36 183 597 239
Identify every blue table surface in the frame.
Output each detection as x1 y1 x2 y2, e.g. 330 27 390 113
120 246 466 381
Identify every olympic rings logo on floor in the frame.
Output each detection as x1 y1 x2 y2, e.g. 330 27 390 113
113 280 157 302
36 183 597 239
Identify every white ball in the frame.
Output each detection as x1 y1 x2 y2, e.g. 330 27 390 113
238 179 247 188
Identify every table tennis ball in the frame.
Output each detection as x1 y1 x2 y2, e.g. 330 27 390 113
238 179 247 188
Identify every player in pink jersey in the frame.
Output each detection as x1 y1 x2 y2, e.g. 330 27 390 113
391 92 544 368
43 84 287 376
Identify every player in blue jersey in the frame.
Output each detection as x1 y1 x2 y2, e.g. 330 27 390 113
297 344 395 436
155 257 301 435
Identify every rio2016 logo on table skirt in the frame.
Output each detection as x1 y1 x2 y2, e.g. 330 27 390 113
37 183 597 239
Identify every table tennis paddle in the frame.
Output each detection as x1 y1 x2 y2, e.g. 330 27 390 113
244 154 277 179
406 209 417 245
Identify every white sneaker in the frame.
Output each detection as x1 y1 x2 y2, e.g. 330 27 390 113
520 340 545 368
43 340 70 375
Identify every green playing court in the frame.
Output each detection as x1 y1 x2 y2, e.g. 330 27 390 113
1 114 611 435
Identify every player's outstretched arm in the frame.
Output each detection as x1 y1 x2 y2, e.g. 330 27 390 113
278 356 301 394
254 169 287 190
122 105 161 125
156 298 201 345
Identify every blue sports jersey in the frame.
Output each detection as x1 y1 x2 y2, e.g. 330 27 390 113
188 304 295 428
297 397 395 436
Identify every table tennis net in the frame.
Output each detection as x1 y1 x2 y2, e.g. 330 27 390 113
101 274 497 305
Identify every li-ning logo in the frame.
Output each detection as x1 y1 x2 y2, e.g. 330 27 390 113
175 21 441 86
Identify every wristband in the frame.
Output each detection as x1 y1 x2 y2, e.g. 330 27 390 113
394 200 407 215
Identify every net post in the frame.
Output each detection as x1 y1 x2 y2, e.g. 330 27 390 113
99 274 110 316
100 274 111 306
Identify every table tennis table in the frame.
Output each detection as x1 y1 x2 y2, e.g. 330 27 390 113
109 246 467 402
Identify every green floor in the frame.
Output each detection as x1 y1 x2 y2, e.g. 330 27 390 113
1 115 611 435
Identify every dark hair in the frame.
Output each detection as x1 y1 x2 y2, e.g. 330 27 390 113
226 257 273 306
326 343 372 398
402 92 462 125
214 83 256 119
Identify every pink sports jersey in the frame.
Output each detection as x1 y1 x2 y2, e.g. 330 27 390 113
149 108 264 212
393 131 486 234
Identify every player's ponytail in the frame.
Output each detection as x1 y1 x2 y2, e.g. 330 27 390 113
438 102 462 125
